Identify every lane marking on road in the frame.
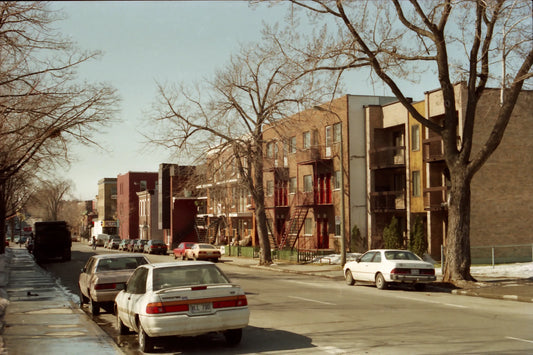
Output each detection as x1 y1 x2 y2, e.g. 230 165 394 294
393 295 468 309
506 336 533 344
288 296 336 305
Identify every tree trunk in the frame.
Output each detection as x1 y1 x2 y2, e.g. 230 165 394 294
443 170 476 282
252 155 272 266
0 183 6 254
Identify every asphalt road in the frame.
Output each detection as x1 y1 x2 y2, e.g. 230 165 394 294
41 242 533 354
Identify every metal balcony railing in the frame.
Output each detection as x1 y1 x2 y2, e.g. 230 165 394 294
369 146 406 169
370 190 406 211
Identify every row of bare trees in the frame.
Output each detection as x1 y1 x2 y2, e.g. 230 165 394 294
148 1 532 283
0 2 118 253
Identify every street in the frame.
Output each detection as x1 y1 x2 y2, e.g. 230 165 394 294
41 243 533 354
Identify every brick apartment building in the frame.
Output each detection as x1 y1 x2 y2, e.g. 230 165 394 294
116 171 158 240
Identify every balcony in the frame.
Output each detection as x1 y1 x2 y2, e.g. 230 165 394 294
423 136 444 162
369 146 405 169
296 147 326 165
424 186 448 210
370 190 406 211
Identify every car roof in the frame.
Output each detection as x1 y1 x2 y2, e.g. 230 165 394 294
143 261 214 269
91 253 146 260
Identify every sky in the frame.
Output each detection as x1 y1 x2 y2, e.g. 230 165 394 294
51 2 432 201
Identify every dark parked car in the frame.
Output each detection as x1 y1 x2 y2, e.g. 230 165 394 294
133 239 148 253
143 240 167 255
32 221 71 263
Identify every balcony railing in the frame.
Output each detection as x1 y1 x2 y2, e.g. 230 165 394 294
295 147 322 164
423 186 448 210
370 190 406 211
369 146 405 169
423 136 444 161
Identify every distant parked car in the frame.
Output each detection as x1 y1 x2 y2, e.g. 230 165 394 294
106 236 121 249
343 249 436 290
143 240 167 255
173 242 195 260
118 239 131 251
126 239 137 252
185 243 221 262
78 253 150 315
133 240 148 253
115 261 249 352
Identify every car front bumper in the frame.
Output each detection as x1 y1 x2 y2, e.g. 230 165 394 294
140 308 250 337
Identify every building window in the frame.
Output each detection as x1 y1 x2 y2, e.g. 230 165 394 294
412 171 421 197
303 175 313 192
411 124 420 151
266 180 274 196
140 180 147 191
333 123 341 143
335 217 341 236
325 126 332 147
266 142 275 158
289 136 296 153
334 170 341 189
303 131 311 149
289 177 297 194
304 218 313 235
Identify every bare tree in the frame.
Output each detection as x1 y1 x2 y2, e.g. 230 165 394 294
0 2 119 252
150 27 334 265
29 179 72 221
287 0 533 282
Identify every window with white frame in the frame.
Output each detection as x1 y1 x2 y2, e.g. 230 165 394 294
266 180 274 196
411 124 420 151
334 170 341 189
289 177 297 194
289 136 296 153
412 170 421 197
303 131 311 149
333 123 341 143
304 218 313 235
303 175 313 192
266 142 275 158
325 125 332 146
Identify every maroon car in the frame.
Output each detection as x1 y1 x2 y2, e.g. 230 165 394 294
173 242 196 260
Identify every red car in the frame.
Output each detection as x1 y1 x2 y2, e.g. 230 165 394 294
173 242 196 260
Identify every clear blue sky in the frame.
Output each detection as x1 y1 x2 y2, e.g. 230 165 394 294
52 2 428 201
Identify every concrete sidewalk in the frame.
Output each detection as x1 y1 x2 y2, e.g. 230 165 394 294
221 255 533 303
0 248 120 354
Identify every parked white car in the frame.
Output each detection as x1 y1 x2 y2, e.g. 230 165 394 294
79 254 150 315
115 261 249 352
343 249 436 290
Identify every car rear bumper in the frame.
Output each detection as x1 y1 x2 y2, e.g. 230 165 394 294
390 274 436 283
140 308 250 337
91 289 123 303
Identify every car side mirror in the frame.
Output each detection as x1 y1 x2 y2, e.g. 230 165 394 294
116 283 125 290
356 258 361 263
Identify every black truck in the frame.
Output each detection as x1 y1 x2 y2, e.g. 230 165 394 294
32 221 72 263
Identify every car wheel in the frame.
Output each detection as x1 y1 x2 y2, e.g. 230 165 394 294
78 288 87 307
193 255 197 261
345 270 355 286
212 258 218 263
89 297 100 316
174 253 178 259
375 273 388 290
116 310 129 335
138 322 154 353
181 254 186 260
224 328 242 346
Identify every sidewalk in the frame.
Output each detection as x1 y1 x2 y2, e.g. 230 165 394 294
0 247 120 354
221 255 533 303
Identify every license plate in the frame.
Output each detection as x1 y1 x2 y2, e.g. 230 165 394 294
411 269 420 275
190 303 212 314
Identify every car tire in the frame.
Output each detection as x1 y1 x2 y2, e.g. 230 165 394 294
138 322 155 353
116 310 129 335
79 288 87 307
345 270 355 286
224 328 242 346
174 253 178 259
89 297 100 316
181 254 186 260
375 273 388 290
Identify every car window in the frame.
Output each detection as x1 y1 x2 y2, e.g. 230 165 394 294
360 252 375 262
84 257 95 273
96 257 148 272
373 253 382 262
126 267 148 294
152 265 230 291
384 251 420 261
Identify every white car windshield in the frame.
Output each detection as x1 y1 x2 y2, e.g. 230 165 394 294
384 251 420 261
153 264 230 291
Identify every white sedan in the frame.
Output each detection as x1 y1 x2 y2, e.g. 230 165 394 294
343 249 436 290
115 261 250 352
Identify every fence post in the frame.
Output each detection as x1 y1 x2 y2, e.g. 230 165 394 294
491 247 495 268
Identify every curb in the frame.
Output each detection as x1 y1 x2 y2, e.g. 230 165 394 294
451 289 533 303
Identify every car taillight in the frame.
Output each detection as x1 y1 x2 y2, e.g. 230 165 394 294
390 268 410 275
146 302 189 314
94 283 116 290
420 269 435 275
213 295 248 309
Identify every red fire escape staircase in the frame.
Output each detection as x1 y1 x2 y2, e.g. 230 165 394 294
278 192 311 249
